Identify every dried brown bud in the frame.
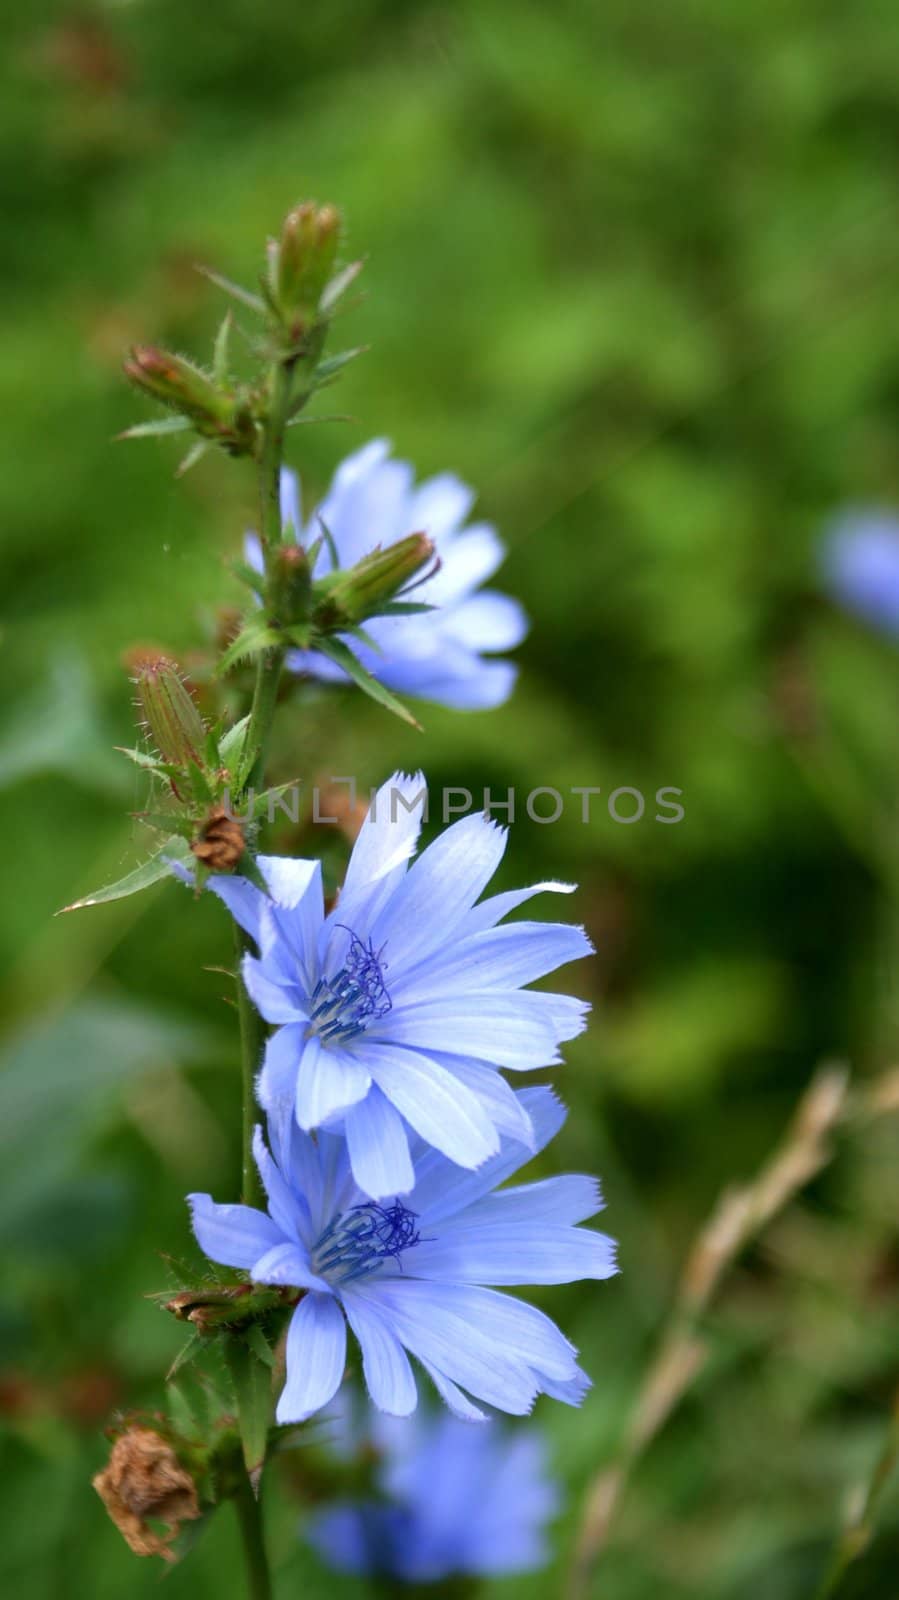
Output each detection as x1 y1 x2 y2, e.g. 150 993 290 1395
191 805 244 872
93 1426 200 1562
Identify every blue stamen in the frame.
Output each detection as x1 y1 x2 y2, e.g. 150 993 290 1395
308 926 391 1045
312 1200 422 1283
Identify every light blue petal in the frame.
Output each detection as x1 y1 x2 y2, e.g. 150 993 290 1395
370 815 507 973
522 990 591 1043
406 658 519 712
242 954 307 1024
277 1293 347 1423
244 531 264 577
258 854 321 913
410 921 593 995
358 1280 541 1415
316 441 411 569
407 1222 617 1285
256 1023 307 1114
188 1193 283 1270
344 1085 414 1199
378 995 559 1070
417 1358 488 1422
323 771 425 945
251 1124 309 1239
250 1240 328 1291
279 467 302 536
206 873 265 943
423 524 505 604
342 1288 418 1415
464 1173 603 1227
408 1087 567 1223
540 1369 591 1406
295 1036 372 1130
364 1042 499 1170
408 470 475 541
426 1054 535 1149
460 881 578 937
441 590 529 652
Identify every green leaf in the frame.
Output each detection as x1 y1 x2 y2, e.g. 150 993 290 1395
218 714 256 786
167 1331 203 1383
117 415 192 441
132 810 193 837
250 782 300 822
213 311 233 384
307 515 340 571
224 1336 273 1492
319 259 363 314
176 439 210 478
315 635 422 730
217 621 282 677
58 834 191 912
244 1322 275 1370
186 760 214 806
234 850 268 892
312 345 368 385
197 265 266 315
369 600 437 617
282 623 312 649
228 558 265 593
115 744 167 773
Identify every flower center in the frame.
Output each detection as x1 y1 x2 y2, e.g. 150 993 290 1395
312 1200 422 1283
308 927 392 1045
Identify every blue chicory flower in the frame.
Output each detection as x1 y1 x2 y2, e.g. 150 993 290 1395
305 1405 559 1582
246 439 529 708
208 772 593 1200
188 1086 616 1424
821 509 899 638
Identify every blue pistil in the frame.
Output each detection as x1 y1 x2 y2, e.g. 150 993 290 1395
309 927 392 1044
313 1200 422 1283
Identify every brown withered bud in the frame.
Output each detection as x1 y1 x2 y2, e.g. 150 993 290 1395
191 805 244 872
93 1426 200 1562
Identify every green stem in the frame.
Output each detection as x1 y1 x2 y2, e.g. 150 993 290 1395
234 918 265 1208
233 354 295 1207
234 1477 273 1600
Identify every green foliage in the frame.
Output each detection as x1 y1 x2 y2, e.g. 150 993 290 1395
0 2 898 1598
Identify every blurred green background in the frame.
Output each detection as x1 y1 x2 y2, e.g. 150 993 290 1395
1 1 898 1596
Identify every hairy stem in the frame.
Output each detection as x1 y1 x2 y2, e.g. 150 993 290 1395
234 918 265 1209
234 1476 273 1600
235 355 294 1202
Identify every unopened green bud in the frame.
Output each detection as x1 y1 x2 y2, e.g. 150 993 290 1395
272 202 341 334
314 533 435 629
124 347 233 436
130 652 208 767
268 541 312 623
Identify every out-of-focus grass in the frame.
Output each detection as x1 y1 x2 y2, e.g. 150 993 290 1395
0 3 897 1597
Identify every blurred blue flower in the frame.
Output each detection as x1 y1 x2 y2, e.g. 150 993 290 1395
306 1408 559 1582
821 510 899 638
188 1085 616 1424
208 772 593 1199
246 439 528 708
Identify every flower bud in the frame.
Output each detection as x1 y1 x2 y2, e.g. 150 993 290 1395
124 346 233 437
93 1425 201 1562
268 540 312 622
191 805 244 872
272 202 341 334
130 652 207 767
314 533 435 629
